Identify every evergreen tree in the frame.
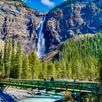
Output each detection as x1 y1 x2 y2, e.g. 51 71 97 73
21 55 30 79
29 51 40 79
53 61 57 79
10 38 16 78
15 40 22 79
3 39 12 78
99 50 102 83
39 61 47 79
0 50 3 78
54 61 61 79
47 62 55 79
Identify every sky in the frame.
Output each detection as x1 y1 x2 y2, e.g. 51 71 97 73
21 0 65 12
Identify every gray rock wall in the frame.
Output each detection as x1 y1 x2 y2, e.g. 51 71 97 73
44 1 102 53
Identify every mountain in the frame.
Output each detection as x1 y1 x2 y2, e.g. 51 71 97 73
43 0 102 53
0 0 46 53
0 0 102 57
0 0 102 81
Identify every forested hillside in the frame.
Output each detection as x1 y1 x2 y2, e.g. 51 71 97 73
0 33 101 81
57 33 102 80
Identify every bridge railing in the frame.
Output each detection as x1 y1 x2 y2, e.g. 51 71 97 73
0 79 102 94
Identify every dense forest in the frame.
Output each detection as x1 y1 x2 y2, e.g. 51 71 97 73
58 33 102 80
0 33 101 81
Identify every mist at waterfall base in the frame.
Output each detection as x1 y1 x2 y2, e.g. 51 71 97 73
37 17 46 58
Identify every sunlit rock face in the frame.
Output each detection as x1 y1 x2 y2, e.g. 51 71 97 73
0 0 102 55
43 1 102 53
0 0 46 54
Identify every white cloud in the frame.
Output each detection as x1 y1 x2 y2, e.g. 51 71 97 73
41 0 55 7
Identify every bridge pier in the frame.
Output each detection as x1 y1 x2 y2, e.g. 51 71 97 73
72 92 83 102
0 83 5 92
96 94 101 102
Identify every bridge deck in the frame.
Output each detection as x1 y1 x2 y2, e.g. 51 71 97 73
0 80 102 95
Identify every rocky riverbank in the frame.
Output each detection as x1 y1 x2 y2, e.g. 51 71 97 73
5 87 33 100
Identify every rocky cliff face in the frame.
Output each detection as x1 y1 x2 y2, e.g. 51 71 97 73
0 0 102 56
43 0 102 53
0 0 46 53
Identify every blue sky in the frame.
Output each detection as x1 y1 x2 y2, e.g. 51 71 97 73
21 0 65 11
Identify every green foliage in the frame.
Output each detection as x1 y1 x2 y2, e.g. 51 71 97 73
0 39 41 79
98 51 102 83
39 61 47 79
54 8 61 13
3 40 12 78
10 39 16 78
47 62 55 79
15 40 22 79
21 55 30 79
29 51 40 79
56 33 102 80
0 33 101 81
0 51 3 78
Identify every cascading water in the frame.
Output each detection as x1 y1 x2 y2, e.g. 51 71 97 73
37 16 46 58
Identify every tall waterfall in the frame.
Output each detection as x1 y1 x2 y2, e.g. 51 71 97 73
37 16 46 58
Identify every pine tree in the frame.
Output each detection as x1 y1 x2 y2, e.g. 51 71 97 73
0 50 3 78
29 51 40 79
99 50 102 83
3 39 12 78
3 40 8 78
10 38 16 78
54 61 61 79
8 40 12 78
40 61 47 79
21 55 29 79
15 40 22 79
52 62 56 79
47 62 55 79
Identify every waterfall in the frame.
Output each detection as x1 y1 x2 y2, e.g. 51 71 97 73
37 16 46 58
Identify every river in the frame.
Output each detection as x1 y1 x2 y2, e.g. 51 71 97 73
19 95 63 102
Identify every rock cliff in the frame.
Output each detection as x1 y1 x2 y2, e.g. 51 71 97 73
0 0 46 53
0 0 102 56
43 0 102 52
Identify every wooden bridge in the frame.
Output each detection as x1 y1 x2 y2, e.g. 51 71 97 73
0 80 101 94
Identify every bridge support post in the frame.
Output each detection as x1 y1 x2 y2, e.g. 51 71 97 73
45 82 48 94
96 94 101 102
72 92 85 102
0 83 5 92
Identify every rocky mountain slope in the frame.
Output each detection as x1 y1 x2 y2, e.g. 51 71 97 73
0 0 46 53
0 0 102 56
43 0 102 53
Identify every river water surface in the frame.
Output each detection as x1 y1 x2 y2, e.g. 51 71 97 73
19 95 63 102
